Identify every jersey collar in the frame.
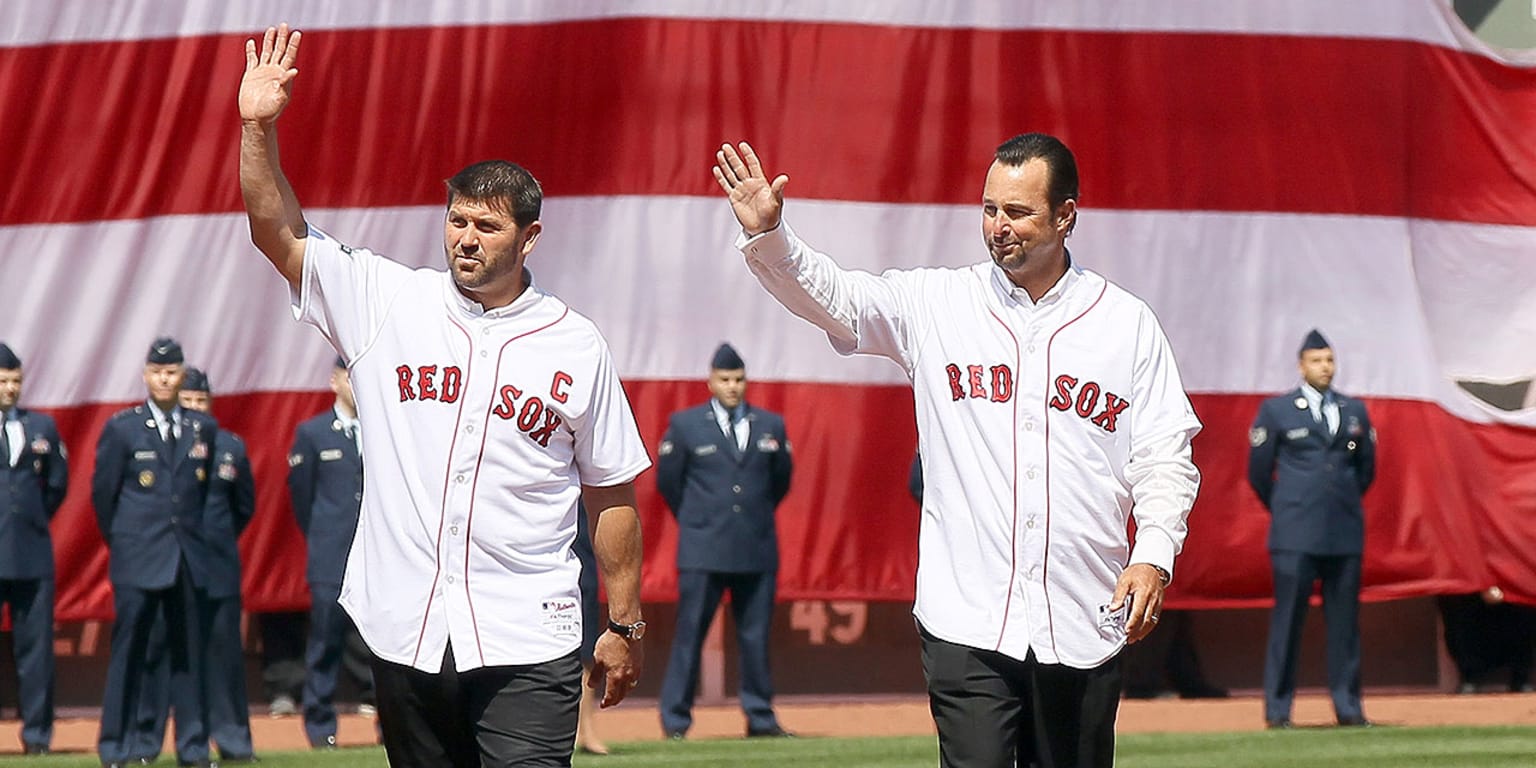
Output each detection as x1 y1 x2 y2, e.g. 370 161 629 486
446 267 544 319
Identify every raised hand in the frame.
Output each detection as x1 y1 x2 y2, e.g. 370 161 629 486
239 24 302 126
714 142 789 236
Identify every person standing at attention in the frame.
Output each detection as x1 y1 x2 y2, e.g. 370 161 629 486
656 343 794 740
1249 329 1376 729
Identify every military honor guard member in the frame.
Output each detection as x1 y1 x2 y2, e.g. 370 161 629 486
133 367 259 762
288 357 374 749
0 343 68 755
93 338 220 767
1249 329 1377 729
657 343 794 739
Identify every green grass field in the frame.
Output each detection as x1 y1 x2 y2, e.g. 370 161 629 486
4 726 1534 767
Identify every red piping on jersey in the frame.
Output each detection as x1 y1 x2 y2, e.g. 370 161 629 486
461 305 570 666
1040 281 1107 659
986 307 1022 652
412 318 475 669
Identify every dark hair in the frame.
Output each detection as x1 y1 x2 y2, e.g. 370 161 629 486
994 133 1079 211
445 160 543 227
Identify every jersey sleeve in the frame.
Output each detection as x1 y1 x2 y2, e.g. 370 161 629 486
570 335 651 487
291 226 414 363
1124 305 1203 576
737 223 926 372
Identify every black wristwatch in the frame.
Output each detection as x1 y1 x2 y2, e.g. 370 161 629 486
608 619 647 640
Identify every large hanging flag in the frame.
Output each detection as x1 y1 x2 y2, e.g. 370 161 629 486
1 1 1532 618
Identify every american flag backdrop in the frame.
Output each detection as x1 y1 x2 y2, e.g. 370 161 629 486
1 1 1534 620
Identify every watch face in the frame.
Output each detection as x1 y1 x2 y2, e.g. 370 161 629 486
629 621 647 640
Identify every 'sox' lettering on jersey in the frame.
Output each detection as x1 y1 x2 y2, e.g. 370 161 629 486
492 383 565 447
946 363 1017 402
1048 374 1130 433
397 364 464 403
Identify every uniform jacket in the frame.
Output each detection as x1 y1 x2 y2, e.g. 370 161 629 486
657 402 792 573
287 410 363 587
91 404 219 589
0 407 68 579
195 430 255 598
1247 387 1376 555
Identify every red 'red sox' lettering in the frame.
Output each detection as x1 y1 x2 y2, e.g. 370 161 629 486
399 365 567 447
947 362 1017 402
398 364 464 403
1049 374 1129 432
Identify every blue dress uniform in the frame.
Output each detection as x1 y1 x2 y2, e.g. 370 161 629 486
136 417 257 760
0 377 69 754
288 407 372 748
93 401 219 764
1249 375 1376 726
656 396 793 737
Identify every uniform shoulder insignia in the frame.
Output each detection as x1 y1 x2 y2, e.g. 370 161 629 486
1249 426 1268 447
659 440 673 456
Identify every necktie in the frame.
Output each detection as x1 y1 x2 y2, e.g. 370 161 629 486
1322 394 1336 437
0 419 11 468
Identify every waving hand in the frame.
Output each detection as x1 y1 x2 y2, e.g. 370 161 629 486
714 142 789 236
240 24 302 126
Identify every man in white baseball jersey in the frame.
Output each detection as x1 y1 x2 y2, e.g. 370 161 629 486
713 135 1201 768
238 25 650 767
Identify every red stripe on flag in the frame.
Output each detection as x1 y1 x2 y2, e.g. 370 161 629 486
32 384 1536 621
3 21 1533 227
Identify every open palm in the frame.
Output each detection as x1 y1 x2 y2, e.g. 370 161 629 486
239 24 302 125
714 142 789 235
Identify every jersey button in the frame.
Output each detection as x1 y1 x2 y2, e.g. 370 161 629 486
1025 421 1035 431
1026 518 1036 529
480 351 488 357
447 575 456 584
1026 470 1037 480
455 474 466 484
1027 344 1037 353
465 425 475 434
450 525 460 535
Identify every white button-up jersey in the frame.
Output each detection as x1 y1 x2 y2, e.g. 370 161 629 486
739 224 1200 668
294 227 651 673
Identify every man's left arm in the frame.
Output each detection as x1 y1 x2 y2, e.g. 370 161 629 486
231 439 258 536
582 481 644 708
1112 312 1202 643
769 416 793 504
1352 403 1377 494
41 417 69 517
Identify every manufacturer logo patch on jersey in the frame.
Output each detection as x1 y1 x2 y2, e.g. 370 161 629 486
540 599 580 642
1249 426 1268 447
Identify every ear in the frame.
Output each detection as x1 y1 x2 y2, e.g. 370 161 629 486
1056 199 1077 236
520 220 543 257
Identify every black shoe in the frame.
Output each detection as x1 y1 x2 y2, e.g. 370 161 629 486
664 730 686 741
311 735 338 751
1265 719 1293 730
220 754 259 764
23 743 49 755
747 725 795 738
178 760 218 767
1456 682 1478 695
1337 717 1373 728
